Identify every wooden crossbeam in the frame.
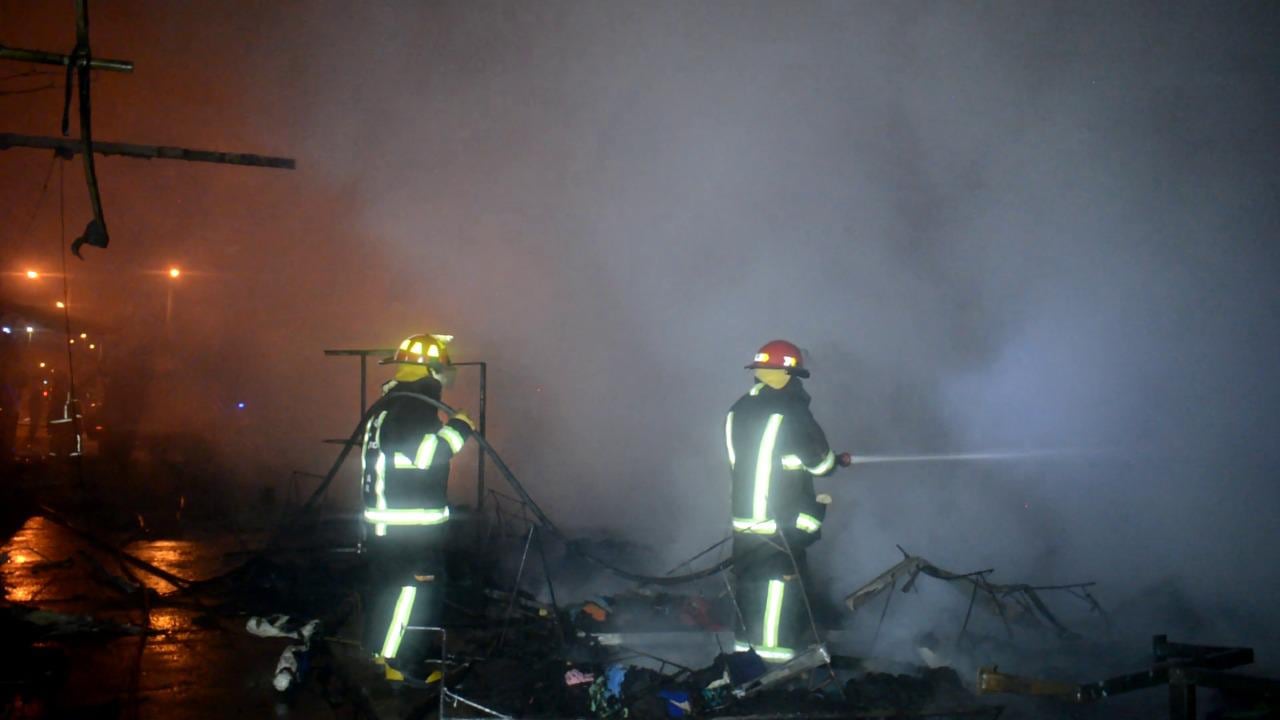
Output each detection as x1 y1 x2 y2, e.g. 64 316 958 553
0 44 133 72
0 133 296 170
1 0 293 256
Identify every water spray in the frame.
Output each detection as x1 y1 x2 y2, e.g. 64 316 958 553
843 449 1086 465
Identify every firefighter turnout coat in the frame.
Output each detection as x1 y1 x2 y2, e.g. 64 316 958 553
727 379 836 540
361 377 472 538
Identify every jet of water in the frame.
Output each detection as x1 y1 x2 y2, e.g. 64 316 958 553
846 449 1084 465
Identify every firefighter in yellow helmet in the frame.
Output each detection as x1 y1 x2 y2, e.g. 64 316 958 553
361 333 474 684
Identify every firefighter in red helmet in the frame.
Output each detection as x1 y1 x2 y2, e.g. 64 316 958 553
725 340 850 661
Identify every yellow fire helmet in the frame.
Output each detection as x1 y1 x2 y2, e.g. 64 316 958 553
381 334 454 370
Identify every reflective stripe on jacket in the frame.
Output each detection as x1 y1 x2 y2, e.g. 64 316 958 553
361 377 471 536
727 379 834 535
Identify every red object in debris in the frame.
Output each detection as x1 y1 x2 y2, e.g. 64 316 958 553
679 596 724 631
583 602 608 622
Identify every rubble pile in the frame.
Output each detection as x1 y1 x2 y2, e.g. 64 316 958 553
445 647 991 719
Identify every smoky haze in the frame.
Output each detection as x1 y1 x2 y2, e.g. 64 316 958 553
3 0 1278 672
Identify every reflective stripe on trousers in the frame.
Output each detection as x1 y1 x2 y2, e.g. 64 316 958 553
380 585 417 659
733 640 795 662
741 579 796 662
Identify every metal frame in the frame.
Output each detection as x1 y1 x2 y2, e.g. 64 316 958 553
403 625 514 720
978 634 1276 719
323 348 488 508
846 546 1104 644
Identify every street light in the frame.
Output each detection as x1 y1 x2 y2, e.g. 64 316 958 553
55 300 65 309
166 266 181 328
25 269 39 279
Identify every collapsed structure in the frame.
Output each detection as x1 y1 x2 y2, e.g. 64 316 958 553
2 340 1277 718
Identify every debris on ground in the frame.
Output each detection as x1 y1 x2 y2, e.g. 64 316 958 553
244 614 323 691
569 589 731 635
979 634 1280 719
846 545 1106 642
1 602 147 639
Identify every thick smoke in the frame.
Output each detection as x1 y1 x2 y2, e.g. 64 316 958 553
3 0 1278 677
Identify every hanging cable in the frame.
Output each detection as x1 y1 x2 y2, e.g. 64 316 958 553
57 158 86 467
375 392 734 585
188 388 741 591
235 390 734 587
5 152 57 248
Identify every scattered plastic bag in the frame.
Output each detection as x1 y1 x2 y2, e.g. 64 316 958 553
273 644 309 692
246 615 321 692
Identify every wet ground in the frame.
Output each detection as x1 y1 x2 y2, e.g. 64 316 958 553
1 515 347 718
2 474 1260 719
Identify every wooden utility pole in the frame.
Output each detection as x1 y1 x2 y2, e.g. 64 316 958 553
0 0 296 257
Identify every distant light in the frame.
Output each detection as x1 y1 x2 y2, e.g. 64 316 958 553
1 327 10 334
79 332 87 339
236 402 246 410
89 344 96 349
169 267 181 279
55 301 65 308
25 270 38 279
25 326 33 333
38 362 45 368
68 338 74 344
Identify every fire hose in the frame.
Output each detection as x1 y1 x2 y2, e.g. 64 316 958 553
220 392 1074 590
283 391 737 586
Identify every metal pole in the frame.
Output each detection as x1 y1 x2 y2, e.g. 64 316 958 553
0 133 296 169
495 525 535 651
0 44 133 72
868 576 896 655
477 361 487 509
534 526 565 651
359 354 367 420
957 580 981 648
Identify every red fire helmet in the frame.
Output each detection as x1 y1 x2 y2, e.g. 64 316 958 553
745 339 809 378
